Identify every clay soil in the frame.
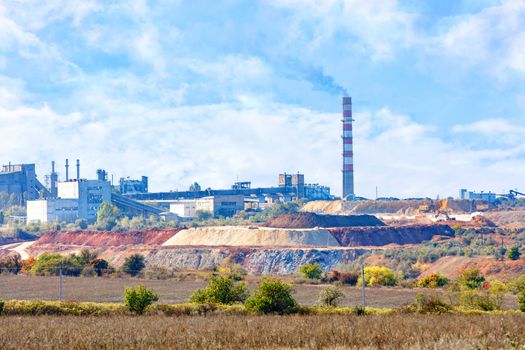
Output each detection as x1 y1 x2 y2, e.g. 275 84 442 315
265 212 385 228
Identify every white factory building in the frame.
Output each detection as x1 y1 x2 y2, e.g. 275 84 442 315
27 179 111 224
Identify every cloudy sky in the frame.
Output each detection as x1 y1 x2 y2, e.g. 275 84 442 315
1 0 525 198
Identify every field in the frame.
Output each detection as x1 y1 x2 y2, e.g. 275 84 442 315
0 275 520 309
0 314 524 349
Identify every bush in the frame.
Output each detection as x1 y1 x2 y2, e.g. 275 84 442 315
317 285 345 307
31 253 83 276
457 268 485 290
417 273 449 288
96 202 120 230
358 266 397 287
89 258 112 276
328 270 359 285
456 289 503 311
0 299 4 315
245 277 297 314
189 276 249 305
519 290 525 312
507 246 521 260
121 254 145 276
300 262 323 280
0 255 22 274
124 285 159 314
410 293 451 314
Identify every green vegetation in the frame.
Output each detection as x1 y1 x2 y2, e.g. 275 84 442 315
124 285 159 314
417 273 449 288
189 276 249 305
96 202 120 230
457 268 485 290
121 254 145 276
327 270 359 285
194 210 213 221
245 277 297 314
299 262 323 280
409 293 451 314
519 290 525 312
358 266 397 287
0 299 4 315
317 285 345 307
507 246 521 260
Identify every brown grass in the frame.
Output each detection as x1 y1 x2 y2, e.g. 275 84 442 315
0 314 524 349
0 275 520 309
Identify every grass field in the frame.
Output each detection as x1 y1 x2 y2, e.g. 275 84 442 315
0 274 520 309
0 314 524 349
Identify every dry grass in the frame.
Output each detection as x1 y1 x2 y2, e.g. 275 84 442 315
0 275 520 309
0 314 524 349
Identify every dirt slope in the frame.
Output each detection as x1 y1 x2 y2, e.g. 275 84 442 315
265 212 385 228
34 229 179 247
329 225 454 247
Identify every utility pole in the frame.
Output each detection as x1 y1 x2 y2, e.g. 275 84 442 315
361 265 366 307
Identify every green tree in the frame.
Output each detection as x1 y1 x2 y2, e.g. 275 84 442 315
299 262 323 280
245 277 297 314
507 246 521 261
417 273 449 288
457 268 485 290
189 276 249 304
96 202 120 230
0 299 4 315
194 210 213 221
31 253 83 276
121 254 146 276
124 285 159 314
317 285 345 307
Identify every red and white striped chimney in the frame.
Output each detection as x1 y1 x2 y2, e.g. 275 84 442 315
342 97 354 199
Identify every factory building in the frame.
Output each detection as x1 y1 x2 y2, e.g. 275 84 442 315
119 176 148 194
169 200 197 218
342 97 355 199
459 189 497 203
0 163 47 202
196 195 245 217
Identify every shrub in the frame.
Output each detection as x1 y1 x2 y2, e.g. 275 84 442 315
457 268 485 290
352 305 367 316
96 202 120 230
80 265 97 277
189 276 249 305
124 285 159 314
216 261 247 281
89 258 112 276
317 285 345 307
300 262 323 280
245 277 297 314
507 246 521 260
328 270 359 285
0 255 22 274
0 299 4 315
457 289 503 311
519 290 525 312
410 293 451 314
121 254 145 276
358 266 397 287
31 253 82 276
21 256 36 274
417 273 449 288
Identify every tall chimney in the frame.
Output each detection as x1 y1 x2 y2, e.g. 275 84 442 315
342 97 354 199
76 159 80 181
65 159 69 181
50 161 58 197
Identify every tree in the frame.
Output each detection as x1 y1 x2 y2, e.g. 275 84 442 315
89 258 111 276
189 182 201 192
457 268 485 290
0 299 3 315
189 276 249 304
300 262 323 280
358 266 397 287
417 273 449 288
31 253 83 276
96 202 120 230
121 254 146 276
507 246 521 261
194 210 213 221
124 285 159 314
245 277 297 314
317 285 345 307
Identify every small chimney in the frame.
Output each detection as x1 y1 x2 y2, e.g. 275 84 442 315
76 159 80 181
65 159 69 181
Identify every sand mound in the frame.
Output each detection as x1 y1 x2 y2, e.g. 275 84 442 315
162 226 341 247
265 212 385 229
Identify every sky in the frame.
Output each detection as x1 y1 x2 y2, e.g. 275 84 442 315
1 0 525 199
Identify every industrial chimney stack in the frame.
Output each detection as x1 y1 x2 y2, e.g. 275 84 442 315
65 159 69 182
76 159 80 181
342 97 354 199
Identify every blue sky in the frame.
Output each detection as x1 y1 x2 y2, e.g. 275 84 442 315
1 0 525 198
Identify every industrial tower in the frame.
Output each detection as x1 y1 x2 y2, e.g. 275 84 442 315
342 96 354 199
